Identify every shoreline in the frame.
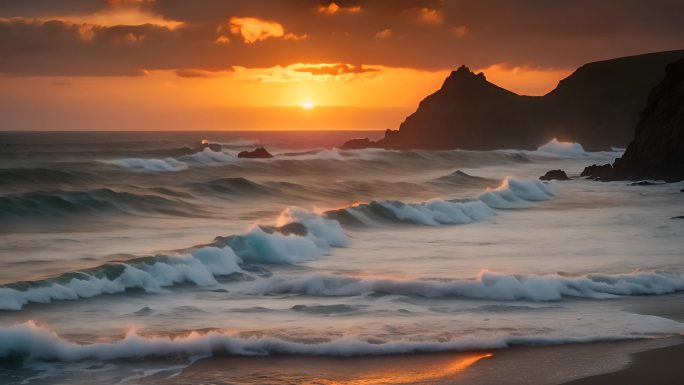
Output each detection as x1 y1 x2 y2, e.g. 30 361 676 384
560 338 684 385
143 294 684 385
144 337 682 385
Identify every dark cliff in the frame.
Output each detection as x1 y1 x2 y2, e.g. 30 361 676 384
342 50 684 151
609 57 684 181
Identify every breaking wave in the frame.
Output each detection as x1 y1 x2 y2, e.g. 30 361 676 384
106 157 189 172
326 178 554 226
0 208 346 310
106 147 240 172
0 246 243 311
257 270 684 301
0 178 553 309
0 321 675 362
536 138 587 157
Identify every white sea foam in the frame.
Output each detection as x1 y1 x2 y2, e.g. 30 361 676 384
375 199 495 226
335 178 553 226
181 148 239 165
257 270 684 301
536 138 587 157
106 157 189 172
226 208 346 264
278 207 348 247
1 321 677 362
0 247 242 311
107 148 239 173
477 177 555 209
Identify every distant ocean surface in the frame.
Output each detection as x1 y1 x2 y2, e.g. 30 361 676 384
0 131 683 384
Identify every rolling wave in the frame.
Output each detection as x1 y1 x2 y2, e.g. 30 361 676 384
536 138 587 157
0 208 346 310
0 167 97 189
0 321 678 362
326 178 554 226
0 188 198 222
0 246 242 311
257 270 684 301
192 177 277 197
0 178 553 309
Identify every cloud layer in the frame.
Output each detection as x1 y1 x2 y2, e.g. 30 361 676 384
1 0 683 76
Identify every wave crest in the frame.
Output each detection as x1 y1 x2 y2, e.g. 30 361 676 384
0 321 674 361
257 270 684 301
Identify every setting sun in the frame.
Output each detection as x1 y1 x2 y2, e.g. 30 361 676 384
301 100 315 110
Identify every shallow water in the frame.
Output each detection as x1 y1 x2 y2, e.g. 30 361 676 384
0 131 682 384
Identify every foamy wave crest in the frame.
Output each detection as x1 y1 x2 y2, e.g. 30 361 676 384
0 208 346 310
331 200 495 227
218 208 347 264
257 270 684 301
0 247 242 310
106 157 188 172
181 148 239 165
476 177 555 209
0 247 242 311
278 207 348 247
0 321 668 361
536 138 587 157
108 148 239 172
326 178 553 226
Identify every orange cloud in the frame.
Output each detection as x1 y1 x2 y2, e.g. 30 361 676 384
174 68 233 78
214 35 230 44
417 8 443 25
317 2 362 15
375 28 392 39
451 25 468 38
228 16 305 44
294 64 380 76
51 7 183 29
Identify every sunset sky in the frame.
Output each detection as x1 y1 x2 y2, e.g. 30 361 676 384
1 0 683 131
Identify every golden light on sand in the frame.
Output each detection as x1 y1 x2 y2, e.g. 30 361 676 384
301 100 315 110
313 352 493 385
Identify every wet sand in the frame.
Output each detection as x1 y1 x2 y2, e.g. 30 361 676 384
560 339 684 385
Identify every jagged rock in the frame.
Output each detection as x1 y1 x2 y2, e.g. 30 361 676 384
582 56 684 182
238 147 274 159
340 137 374 150
581 164 616 180
539 169 570 181
611 57 684 182
341 50 684 151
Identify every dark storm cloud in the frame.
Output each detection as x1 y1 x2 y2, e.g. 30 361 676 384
0 0 682 76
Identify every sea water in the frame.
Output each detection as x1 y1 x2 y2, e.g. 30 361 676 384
0 131 682 384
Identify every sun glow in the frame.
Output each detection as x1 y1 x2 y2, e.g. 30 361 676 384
301 100 315 109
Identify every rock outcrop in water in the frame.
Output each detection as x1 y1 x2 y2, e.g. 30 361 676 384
238 147 274 159
582 56 684 182
539 170 570 181
341 50 684 151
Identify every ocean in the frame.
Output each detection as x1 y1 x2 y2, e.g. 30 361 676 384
0 131 682 384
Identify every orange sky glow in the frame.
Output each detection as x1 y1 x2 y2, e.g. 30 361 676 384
0 0 681 130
